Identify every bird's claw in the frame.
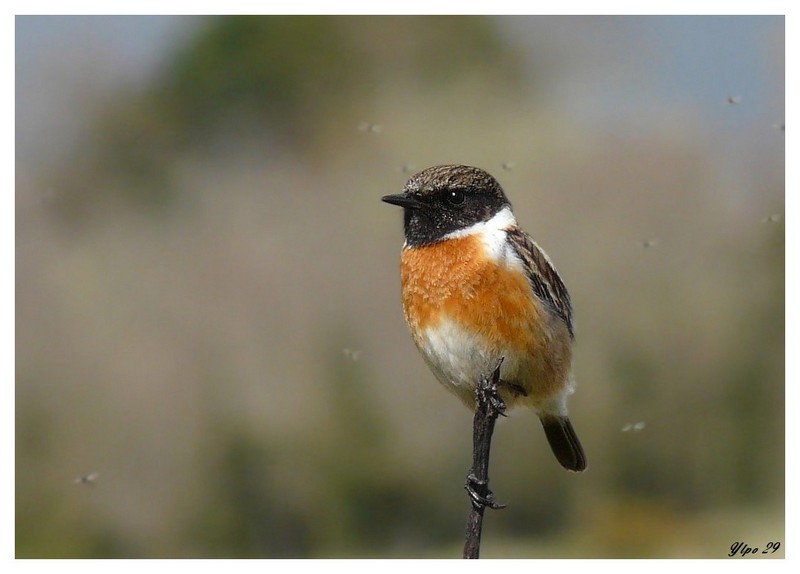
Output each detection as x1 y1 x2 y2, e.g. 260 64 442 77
465 473 506 510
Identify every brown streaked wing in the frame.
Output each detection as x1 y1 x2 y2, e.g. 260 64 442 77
506 227 574 338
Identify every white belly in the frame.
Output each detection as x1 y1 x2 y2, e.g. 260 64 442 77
416 317 529 409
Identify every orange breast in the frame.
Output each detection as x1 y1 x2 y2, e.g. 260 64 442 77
399 234 573 405
400 235 542 354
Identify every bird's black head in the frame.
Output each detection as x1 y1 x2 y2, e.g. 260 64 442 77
382 165 511 247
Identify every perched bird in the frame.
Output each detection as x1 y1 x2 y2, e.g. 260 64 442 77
383 165 586 471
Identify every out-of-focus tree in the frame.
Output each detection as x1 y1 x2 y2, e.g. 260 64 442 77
52 16 526 223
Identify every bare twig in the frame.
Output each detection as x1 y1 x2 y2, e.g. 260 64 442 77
463 357 507 559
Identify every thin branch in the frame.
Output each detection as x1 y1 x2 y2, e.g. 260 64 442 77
463 357 507 559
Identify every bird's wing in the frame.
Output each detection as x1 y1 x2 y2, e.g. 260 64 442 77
506 227 574 338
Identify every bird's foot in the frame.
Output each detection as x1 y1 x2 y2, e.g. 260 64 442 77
465 473 506 510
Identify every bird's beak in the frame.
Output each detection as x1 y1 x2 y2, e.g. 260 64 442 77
381 193 424 209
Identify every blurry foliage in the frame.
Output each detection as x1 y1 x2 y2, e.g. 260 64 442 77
162 17 365 149
605 224 784 511
189 430 314 558
51 16 525 224
583 498 685 558
184 335 464 557
721 227 784 500
312 339 468 556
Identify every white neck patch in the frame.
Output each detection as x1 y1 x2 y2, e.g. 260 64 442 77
441 206 517 240
442 206 519 263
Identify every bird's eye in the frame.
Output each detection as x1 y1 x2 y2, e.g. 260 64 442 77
446 190 466 206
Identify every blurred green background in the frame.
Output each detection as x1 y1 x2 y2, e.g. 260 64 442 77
15 15 784 558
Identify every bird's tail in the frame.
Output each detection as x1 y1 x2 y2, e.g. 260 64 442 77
540 415 587 472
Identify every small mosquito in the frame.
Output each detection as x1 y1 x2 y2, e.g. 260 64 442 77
761 214 782 224
622 422 646 432
73 472 99 485
358 122 382 134
342 348 362 361
724 95 742 105
641 239 658 249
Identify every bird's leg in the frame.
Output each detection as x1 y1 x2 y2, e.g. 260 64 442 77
464 357 507 511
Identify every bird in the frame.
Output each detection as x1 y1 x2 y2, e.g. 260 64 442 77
382 165 586 472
